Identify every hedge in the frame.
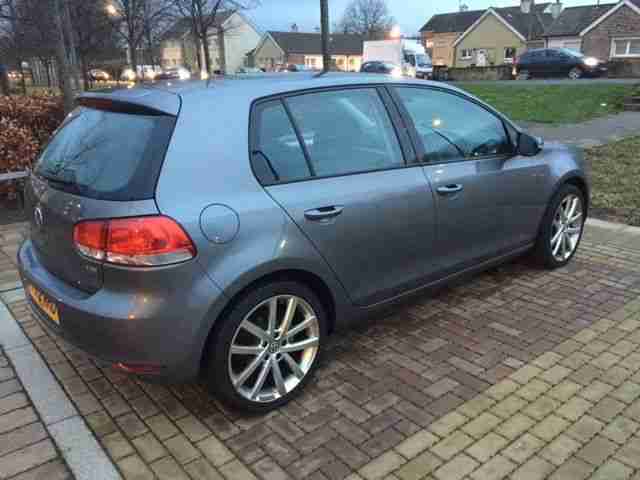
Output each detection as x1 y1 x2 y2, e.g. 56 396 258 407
0 95 65 199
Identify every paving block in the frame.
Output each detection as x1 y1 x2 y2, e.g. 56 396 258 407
433 453 478 480
539 434 581 466
395 430 439 459
601 416 639 444
576 435 618 466
468 454 515 480
529 415 569 442
466 432 508 462
502 433 544 464
395 451 442 480
510 455 554 480
431 431 474 460
461 412 501 439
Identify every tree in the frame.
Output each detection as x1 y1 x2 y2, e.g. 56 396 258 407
106 0 172 74
171 0 258 75
338 0 394 40
68 0 120 89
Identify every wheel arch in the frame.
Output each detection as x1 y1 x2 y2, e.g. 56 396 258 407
198 267 339 374
536 172 590 238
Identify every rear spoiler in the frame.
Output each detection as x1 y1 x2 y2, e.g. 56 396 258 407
77 88 180 117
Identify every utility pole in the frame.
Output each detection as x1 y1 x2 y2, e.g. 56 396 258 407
528 0 536 43
320 0 331 72
53 0 75 113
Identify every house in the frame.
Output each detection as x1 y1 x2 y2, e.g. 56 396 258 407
252 31 364 71
452 2 554 67
419 9 485 67
544 0 640 62
160 11 262 74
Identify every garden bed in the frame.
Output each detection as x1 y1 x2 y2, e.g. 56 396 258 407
585 136 640 226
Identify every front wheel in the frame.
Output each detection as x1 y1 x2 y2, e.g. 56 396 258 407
206 281 326 412
569 67 583 80
533 184 586 269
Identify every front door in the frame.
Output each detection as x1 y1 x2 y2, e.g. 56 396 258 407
252 88 439 306
391 86 548 273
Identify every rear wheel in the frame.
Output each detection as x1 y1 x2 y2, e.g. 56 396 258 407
569 67 583 80
533 184 586 269
206 281 326 412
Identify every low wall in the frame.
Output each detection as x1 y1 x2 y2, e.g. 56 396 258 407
433 65 513 81
607 59 640 78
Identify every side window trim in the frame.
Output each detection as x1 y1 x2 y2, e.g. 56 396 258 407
387 85 514 165
281 98 316 177
377 86 417 165
249 85 423 187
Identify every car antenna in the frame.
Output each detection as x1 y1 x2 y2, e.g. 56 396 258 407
314 0 331 78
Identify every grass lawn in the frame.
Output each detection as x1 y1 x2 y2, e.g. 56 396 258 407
585 136 640 226
457 83 633 124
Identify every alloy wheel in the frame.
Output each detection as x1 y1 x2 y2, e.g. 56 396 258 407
228 295 320 403
550 194 583 262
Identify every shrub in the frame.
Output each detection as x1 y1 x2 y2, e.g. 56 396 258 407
0 94 65 200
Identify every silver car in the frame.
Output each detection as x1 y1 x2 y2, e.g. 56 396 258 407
18 74 588 412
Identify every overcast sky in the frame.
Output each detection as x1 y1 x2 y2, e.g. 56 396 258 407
247 0 607 36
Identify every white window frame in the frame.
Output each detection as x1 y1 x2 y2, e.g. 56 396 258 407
611 37 640 58
460 48 473 60
504 47 517 63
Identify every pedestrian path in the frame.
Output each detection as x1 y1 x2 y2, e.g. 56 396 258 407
521 111 640 148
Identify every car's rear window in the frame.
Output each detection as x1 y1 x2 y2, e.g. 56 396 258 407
34 106 176 201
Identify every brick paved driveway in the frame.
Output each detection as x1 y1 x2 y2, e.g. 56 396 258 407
1 220 640 480
0 346 71 479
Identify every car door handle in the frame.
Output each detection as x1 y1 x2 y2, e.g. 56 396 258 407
436 184 464 195
304 206 344 221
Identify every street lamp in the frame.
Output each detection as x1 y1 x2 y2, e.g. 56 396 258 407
106 4 118 16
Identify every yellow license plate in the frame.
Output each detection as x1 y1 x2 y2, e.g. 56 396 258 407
28 285 59 324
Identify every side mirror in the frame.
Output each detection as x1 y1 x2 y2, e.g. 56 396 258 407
518 132 543 156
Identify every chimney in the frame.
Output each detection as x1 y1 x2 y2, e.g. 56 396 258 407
521 0 532 13
551 1 563 19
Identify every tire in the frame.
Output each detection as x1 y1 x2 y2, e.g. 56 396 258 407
205 281 326 412
532 184 586 269
569 67 583 80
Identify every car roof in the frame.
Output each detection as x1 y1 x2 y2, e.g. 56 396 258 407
85 73 464 109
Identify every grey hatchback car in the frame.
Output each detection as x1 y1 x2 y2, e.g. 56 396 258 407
18 74 588 411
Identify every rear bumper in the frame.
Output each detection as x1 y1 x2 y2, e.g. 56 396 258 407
17 238 225 382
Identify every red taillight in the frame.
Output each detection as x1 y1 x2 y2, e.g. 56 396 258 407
73 216 196 266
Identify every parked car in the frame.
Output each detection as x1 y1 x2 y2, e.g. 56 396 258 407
280 64 313 72
19 74 588 412
360 61 402 76
155 67 192 80
513 48 608 80
236 67 264 74
88 69 110 82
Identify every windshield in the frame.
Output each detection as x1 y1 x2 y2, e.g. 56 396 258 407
415 54 431 67
560 48 584 58
34 107 176 201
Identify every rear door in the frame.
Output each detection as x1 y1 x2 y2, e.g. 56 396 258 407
26 103 175 292
252 87 439 306
390 86 549 273
527 50 546 77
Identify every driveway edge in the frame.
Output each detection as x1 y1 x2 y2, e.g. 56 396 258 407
0 300 122 480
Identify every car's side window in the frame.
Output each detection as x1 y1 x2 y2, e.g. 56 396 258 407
252 101 312 184
394 87 513 164
285 88 404 177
